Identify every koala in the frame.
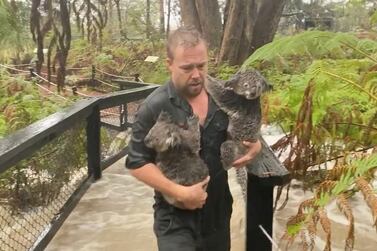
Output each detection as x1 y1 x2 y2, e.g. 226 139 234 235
206 68 272 167
144 111 209 206
206 68 290 195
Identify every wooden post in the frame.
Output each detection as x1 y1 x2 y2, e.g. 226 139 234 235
91 65 96 87
120 103 128 130
29 67 35 77
246 175 274 251
86 105 101 180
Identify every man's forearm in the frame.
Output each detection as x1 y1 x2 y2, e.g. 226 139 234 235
129 163 184 201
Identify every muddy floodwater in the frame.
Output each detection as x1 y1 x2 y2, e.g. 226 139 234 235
46 131 377 251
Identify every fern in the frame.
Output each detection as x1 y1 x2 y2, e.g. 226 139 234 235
242 31 377 250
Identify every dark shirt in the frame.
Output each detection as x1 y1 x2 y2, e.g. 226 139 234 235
126 80 233 236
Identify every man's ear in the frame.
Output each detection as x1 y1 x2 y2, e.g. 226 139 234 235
224 75 240 90
166 58 173 72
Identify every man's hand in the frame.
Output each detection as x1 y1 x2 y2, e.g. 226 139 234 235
176 176 210 210
232 140 262 168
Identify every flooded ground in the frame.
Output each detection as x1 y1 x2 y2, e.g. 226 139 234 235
47 129 377 251
46 158 246 251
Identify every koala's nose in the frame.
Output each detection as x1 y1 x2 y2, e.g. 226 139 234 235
251 86 257 95
144 135 151 145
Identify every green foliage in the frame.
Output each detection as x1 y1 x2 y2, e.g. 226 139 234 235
0 71 70 138
0 124 87 211
68 38 169 84
213 63 239 80
371 9 377 25
243 31 377 154
0 0 32 62
245 30 377 250
244 31 377 74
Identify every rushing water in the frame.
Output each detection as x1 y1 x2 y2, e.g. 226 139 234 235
46 127 377 251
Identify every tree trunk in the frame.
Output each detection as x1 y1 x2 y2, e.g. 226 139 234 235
114 0 123 38
194 0 222 49
86 0 92 42
237 0 258 63
219 0 286 65
47 35 56 84
166 0 171 36
250 0 287 54
56 0 71 92
30 0 44 74
159 0 165 36
178 0 201 32
146 0 151 39
218 0 246 65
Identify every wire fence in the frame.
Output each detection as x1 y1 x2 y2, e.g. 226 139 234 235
0 62 155 250
0 123 88 251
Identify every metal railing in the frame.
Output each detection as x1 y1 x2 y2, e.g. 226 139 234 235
0 83 158 251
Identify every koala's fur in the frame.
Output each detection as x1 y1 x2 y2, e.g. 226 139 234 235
144 111 208 205
206 69 271 167
206 68 290 199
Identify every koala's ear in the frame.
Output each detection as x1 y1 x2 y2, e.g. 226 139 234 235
224 74 240 90
260 76 273 92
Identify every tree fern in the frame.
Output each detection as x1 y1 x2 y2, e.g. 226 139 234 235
243 31 377 250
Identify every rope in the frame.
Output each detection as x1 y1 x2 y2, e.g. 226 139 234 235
66 67 89 70
33 81 69 101
0 64 30 73
4 63 31 67
39 72 58 78
33 72 58 87
96 78 119 89
95 67 135 80
33 72 92 98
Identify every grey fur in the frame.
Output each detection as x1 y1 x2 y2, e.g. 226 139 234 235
206 68 290 197
144 111 208 205
206 69 271 169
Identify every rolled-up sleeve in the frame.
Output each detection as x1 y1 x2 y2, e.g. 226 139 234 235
126 102 156 169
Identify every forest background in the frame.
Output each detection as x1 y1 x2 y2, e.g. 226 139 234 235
1 0 377 250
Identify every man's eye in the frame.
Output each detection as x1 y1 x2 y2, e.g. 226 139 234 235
197 64 205 70
181 66 193 71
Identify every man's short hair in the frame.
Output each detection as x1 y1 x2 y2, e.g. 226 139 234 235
166 26 207 59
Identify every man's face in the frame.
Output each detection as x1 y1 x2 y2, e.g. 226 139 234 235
167 42 208 98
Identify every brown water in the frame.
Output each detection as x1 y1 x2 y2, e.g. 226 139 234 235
46 159 246 251
46 130 377 251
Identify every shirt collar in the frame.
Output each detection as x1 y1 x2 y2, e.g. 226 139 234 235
167 80 192 113
167 79 220 127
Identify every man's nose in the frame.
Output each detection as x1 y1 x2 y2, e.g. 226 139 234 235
191 67 200 78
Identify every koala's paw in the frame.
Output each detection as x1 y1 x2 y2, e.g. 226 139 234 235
221 140 239 170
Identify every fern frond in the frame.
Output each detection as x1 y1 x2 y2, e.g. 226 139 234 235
352 153 377 177
326 164 357 181
298 198 316 214
280 231 297 250
316 180 337 197
301 218 316 251
336 193 355 250
300 228 314 251
320 69 377 102
355 177 377 229
318 208 332 251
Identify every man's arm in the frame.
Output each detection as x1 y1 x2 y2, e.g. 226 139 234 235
126 100 209 209
232 140 262 168
129 163 209 209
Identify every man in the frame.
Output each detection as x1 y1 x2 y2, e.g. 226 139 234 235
126 26 261 251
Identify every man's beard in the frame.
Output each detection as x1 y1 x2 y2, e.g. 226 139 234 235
178 79 204 98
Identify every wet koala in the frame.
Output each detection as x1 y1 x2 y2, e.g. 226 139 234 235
206 68 272 169
144 111 208 206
